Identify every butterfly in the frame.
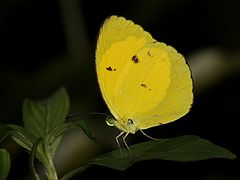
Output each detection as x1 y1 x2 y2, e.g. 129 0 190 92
95 15 193 156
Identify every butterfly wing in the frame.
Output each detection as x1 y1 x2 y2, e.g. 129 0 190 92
134 43 193 129
96 16 193 131
96 16 153 64
96 16 154 122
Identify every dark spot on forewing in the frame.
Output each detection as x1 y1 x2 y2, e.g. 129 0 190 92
132 55 139 63
140 83 147 88
106 66 116 71
140 83 152 91
147 51 153 57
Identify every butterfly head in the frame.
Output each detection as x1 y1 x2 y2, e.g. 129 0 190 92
106 116 138 134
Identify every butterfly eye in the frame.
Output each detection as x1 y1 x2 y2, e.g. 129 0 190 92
106 116 116 126
127 119 134 125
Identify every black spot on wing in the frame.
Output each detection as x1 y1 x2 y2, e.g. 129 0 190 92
140 83 152 91
140 83 147 88
106 66 116 71
147 51 153 57
132 55 139 63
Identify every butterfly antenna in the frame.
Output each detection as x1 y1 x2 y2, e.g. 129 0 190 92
123 132 132 158
140 129 160 140
115 132 124 157
66 112 109 119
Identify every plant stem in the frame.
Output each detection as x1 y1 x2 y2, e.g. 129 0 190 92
46 158 58 180
42 135 58 180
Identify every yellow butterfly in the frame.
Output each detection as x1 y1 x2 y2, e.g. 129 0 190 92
96 16 193 155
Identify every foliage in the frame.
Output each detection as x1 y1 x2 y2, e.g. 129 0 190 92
0 87 236 180
0 149 11 180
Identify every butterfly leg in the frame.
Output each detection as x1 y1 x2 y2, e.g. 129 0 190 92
116 131 124 157
123 132 132 157
140 129 160 140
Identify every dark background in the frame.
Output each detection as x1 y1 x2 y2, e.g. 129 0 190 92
0 0 240 179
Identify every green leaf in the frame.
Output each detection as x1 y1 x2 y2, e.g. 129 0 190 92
44 87 70 132
64 114 99 142
0 149 11 180
48 120 96 151
22 87 70 159
61 135 236 179
0 124 37 159
0 124 48 165
88 135 236 171
66 120 96 142
60 164 91 180
23 87 70 138
7 124 36 151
